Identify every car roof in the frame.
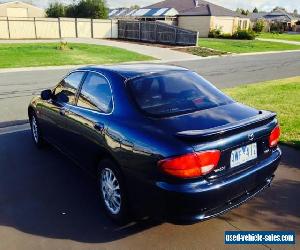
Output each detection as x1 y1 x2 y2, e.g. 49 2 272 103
78 64 189 79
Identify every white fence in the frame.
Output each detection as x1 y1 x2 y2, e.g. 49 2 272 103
0 17 118 39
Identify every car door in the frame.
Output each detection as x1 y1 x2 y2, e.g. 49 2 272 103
62 71 114 171
39 71 86 148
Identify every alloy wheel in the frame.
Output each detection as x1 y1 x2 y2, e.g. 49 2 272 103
31 115 39 144
101 168 121 215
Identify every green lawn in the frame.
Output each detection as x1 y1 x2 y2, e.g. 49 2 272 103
223 77 300 149
198 38 300 53
259 32 300 42
0 43 154 68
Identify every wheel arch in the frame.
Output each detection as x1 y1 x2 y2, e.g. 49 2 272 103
28 106 35 120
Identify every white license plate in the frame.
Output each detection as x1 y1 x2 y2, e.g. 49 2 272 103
230 143 257 168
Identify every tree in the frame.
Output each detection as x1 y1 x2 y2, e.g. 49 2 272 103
253 7 258 13
46 2 65 18
65 3 78 18
130 4 140 9
74 0 108 19
252 19 265 33
241 9 249 15
272 6 286 12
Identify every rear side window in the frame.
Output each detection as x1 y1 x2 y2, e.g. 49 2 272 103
53 71 85 104
129 71 233 116
77 72 113 113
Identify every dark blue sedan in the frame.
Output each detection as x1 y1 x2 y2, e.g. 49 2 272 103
28 64 281 223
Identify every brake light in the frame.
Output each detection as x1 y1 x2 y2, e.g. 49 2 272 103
269 126 280 147
158 150 220 179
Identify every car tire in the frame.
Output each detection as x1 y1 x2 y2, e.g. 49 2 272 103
29 111 45 148
97 159 129 224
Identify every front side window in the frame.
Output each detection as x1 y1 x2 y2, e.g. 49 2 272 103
77 72 113 113
129 71 233 117
53 71 85 104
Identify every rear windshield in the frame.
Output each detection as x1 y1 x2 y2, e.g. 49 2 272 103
128 71 233 116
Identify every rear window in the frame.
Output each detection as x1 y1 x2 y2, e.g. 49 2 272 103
129 71 233 117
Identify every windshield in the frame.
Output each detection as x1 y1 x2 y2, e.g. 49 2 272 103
128 71 234 117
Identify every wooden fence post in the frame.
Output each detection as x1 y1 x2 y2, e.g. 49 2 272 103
91 19 94 38
154 22 157 42
58 17 62 39
111 19 113 38
34 17 37 39
174 27 177 45
75 18 78 38
7 17 10 39
138 21 141 40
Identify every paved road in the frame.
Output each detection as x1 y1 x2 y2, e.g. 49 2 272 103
0 51 300 125
0 129 299 250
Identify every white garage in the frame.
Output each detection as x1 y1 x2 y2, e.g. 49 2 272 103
0 1 45 18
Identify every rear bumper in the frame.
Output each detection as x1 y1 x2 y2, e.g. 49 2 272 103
155 148 281 223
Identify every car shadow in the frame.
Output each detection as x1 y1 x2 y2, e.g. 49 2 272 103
0 129 160 243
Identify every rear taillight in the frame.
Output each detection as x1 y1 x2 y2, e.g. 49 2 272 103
158 150 220 179
269 125 280 147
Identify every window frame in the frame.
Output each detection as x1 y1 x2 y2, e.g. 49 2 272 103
52 70 87 106
74 70 115 115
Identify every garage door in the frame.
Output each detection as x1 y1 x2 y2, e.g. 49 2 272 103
7 7 28 17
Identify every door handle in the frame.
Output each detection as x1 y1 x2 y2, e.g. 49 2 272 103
60 108 69 116
94 122 104 132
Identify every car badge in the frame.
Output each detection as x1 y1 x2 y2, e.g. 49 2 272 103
248 133 255 141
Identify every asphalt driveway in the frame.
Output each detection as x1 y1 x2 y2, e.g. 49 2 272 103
0 129 299 250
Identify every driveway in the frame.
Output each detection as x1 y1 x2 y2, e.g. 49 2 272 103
1 50 300 125
0 128 298 250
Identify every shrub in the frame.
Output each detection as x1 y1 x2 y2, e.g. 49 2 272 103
208 27 222 38
57 42 73 51
232 29 256 40
209 28 256 40
252 20 265 33
219 33 232 39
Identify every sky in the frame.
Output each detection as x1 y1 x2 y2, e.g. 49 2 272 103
1 0 299 12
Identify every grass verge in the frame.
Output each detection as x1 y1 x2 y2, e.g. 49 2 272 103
258 32 300 42
0 43 154 68
223 77 300 149
198 38 300 53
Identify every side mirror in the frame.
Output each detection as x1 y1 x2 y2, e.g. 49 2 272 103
57 92 69 103
41 89 52 100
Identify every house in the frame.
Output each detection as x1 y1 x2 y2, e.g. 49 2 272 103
145 0 250 37
249 9 300 32
0 1 45 18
